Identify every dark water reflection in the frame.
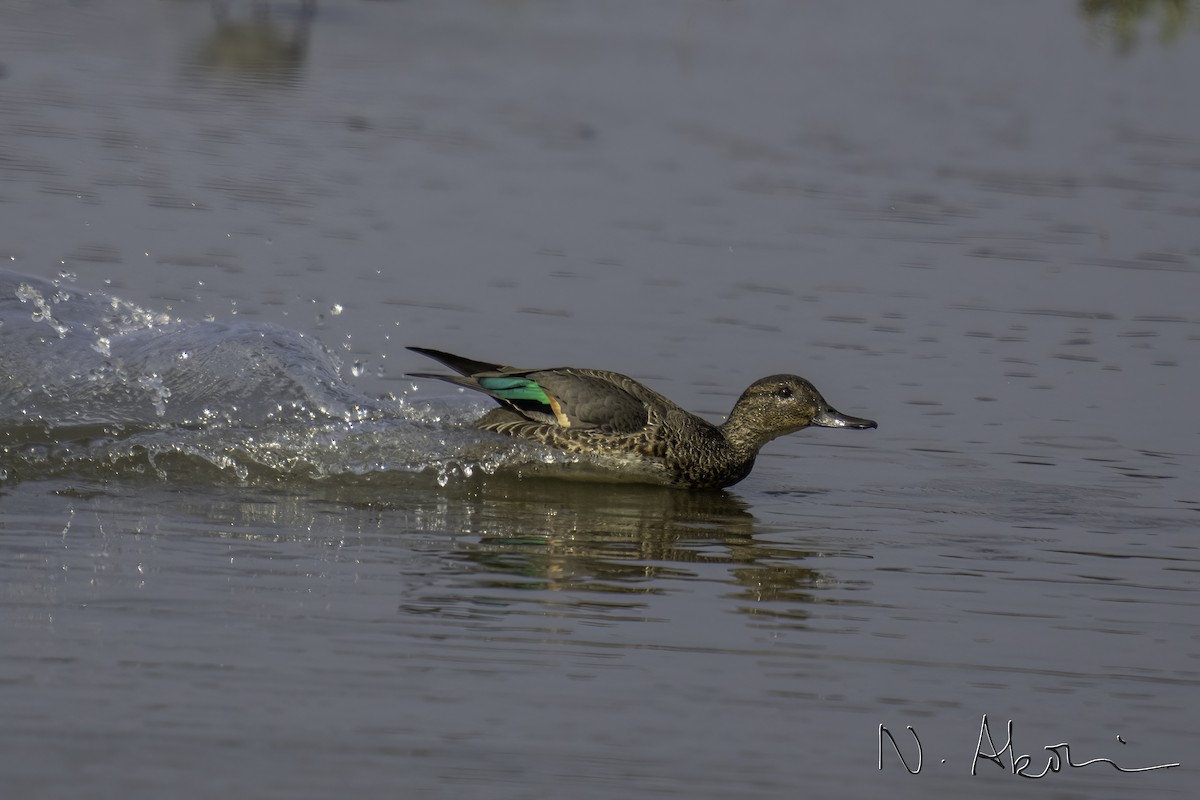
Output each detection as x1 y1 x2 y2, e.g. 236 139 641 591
160 477 838 613
1080 0 1197 54
189 0 318 88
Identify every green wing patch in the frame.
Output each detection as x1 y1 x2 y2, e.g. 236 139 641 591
478 376 552 406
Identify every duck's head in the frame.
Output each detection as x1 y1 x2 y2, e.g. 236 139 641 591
722 374 876 452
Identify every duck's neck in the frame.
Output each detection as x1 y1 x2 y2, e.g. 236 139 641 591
718 405 775 459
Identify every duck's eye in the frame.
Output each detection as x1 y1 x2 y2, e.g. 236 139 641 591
775 386 795 400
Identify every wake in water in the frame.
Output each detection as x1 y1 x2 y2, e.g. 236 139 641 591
0 270 572 486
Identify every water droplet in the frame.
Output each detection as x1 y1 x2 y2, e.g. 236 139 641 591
136 373 172 417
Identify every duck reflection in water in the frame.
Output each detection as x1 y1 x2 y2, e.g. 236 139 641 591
388 479 834 617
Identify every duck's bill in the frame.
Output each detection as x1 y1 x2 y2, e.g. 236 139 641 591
812 407 877 429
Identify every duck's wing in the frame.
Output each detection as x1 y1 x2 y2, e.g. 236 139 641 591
407 348 648 432
519 370 649 432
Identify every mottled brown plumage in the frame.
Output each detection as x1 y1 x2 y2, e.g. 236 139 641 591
408 347 876 489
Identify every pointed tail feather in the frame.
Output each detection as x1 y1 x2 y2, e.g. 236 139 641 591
404 371 483 393
406 346 505 377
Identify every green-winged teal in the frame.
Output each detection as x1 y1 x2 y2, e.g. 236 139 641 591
407 347 876 489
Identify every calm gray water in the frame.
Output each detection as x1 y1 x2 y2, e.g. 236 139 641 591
2 1 1198 798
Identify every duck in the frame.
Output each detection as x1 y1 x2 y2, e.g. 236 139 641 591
406 347 876 490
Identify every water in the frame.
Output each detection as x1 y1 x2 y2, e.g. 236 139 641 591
2 1 1199 798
